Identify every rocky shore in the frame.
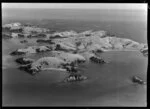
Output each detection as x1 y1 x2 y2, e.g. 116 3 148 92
90 56 105 64
15 57 34 65
3 22 148 82
10 45 52 55
36 39 55 44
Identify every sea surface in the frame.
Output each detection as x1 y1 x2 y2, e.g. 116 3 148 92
2 9 147 106
2 9 147 43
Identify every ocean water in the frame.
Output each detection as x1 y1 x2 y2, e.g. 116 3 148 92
2 9 147 106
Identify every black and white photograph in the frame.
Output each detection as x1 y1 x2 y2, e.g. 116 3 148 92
2 3 148 106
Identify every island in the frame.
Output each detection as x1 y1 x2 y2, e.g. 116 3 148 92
3 22 148 82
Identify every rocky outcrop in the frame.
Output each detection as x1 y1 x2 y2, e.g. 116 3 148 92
19 64 37 75
36 39 55 44
64 74 87 82
132 76 146 85
140 44 148 57
10 46 52 55
141 48 148 57
90 56 105 64
15 57 34 65
55 43 77 52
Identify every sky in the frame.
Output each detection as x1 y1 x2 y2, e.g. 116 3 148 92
2 3 147 11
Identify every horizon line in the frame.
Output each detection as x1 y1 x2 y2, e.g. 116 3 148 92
2 3 147 11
